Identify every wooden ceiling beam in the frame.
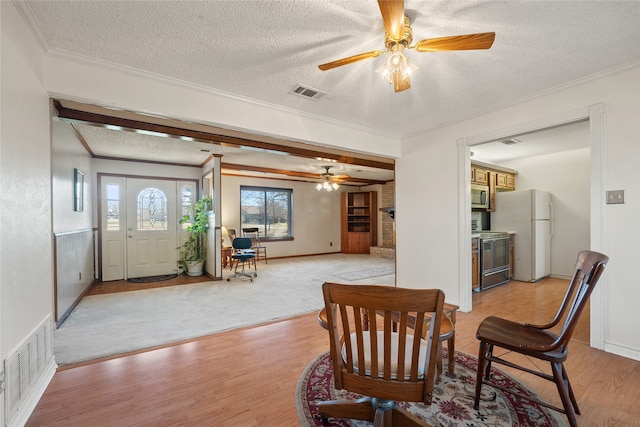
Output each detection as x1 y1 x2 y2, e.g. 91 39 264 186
53 100 395 171
221 163 388 185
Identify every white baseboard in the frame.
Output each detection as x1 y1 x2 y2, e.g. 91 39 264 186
603 342 640 362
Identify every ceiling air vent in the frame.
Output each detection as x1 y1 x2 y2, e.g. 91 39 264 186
289 84 327 101
501 138 522 145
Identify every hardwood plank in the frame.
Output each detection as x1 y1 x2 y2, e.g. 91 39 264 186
28 278 640 426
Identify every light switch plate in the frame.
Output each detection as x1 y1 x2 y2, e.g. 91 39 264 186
606 190 625 204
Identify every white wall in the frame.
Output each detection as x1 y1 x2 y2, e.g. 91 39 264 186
52 118 93 233
221 175 343 257
1 1 54 422
502 148 590 278
0 0 53 360
397 65 640 360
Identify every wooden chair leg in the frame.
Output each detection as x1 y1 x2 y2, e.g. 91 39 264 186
391 407 430 427
318 397 375 424
447 334 455 375
436 340 443 374
552 362 579 427
484 344 494 380
474 341 487 410
562 364 581 414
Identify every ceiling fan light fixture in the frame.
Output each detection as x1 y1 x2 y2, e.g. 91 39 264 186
316 179 339 192
375 44 418 86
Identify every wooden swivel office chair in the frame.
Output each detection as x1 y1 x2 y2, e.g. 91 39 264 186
226 237 257 282
318 282 444 427
317 306 457 377
473 250 609 427
242 227 267 264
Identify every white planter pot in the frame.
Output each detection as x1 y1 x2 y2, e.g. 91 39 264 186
185 260 205 276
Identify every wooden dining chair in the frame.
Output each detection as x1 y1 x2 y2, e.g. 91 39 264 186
318 282 444 427
473 250 609 427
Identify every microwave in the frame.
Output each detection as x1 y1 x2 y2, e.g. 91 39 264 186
471 183 489 209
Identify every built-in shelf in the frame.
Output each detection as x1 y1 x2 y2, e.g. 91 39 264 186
341 191 377 254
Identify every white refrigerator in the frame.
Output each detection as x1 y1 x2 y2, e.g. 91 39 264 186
492 189 552 282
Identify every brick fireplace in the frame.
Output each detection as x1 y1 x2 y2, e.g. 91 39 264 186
371 181 395 259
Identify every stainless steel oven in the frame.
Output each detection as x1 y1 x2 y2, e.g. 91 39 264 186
476 233 510 292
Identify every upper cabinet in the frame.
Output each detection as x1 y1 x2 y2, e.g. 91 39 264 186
471 167 489 185
495 172 516 191
472 165 516 191
472 164 517 212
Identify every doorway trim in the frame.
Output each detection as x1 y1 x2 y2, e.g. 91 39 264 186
457 103 605 349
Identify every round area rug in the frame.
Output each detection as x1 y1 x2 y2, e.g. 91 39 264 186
296 350 565 427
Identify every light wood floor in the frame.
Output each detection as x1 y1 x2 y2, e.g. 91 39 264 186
28 278 640 426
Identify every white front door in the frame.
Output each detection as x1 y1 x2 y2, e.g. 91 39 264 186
125 179 178 279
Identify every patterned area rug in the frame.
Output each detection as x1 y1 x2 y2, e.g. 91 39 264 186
296 350 566 427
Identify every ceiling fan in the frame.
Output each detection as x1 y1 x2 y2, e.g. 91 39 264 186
318 0 495 92
316 166 350 191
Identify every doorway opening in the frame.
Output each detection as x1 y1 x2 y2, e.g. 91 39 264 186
458 103 605 348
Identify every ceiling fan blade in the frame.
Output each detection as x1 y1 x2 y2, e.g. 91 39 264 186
333 174 351 179
415 32 496 52
393 72 410 92
318 50 383 71
377 0 405 41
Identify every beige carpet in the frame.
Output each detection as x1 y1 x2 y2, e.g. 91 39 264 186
54 254 395 366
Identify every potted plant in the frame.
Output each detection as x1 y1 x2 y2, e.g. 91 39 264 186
178 196 212 276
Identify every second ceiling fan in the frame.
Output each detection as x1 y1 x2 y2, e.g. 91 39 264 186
318 0 495 92
316 166 350 191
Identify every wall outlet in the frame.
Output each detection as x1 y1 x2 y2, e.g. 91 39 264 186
606 190 625 204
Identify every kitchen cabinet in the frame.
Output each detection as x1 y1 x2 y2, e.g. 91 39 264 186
341 191 377 254
471 167 489 185
471 164 516 191
496 172 516 190
488 172 496 212
472 237 480 289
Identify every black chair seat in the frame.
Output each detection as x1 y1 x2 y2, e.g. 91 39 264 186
232 253 254 262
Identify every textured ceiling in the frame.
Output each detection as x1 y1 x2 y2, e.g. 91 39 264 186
19 1 640 179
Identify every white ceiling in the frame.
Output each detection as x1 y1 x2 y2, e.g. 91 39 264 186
19 1 640 181
471 120 590 164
